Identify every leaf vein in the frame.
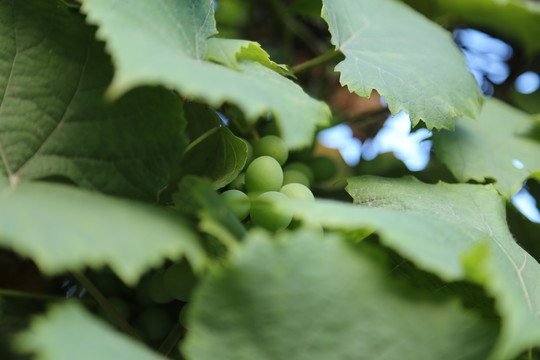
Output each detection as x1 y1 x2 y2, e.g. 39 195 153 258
14 34 92 177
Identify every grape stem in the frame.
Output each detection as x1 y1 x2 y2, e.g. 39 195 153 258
72 272 141 341
158 322 185 356
292 49 341 74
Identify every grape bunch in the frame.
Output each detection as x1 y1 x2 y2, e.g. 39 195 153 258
220 135 336 232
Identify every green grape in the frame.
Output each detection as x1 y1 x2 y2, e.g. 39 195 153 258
310 156 338 182
283 169 310 188
144 270 173 304
250 191 292 232
254 135 288 165
284 162 314 185
281 183 315 201
162 261 197 302
241 139 254 171
229 172 246 191
245 156 283 193
136 307 171 342
178 304 190 329
220 189 250 220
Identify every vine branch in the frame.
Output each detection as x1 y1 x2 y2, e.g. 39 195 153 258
292 49 341 74
72 272 141 341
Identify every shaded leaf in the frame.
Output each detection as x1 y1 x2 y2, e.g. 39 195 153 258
270 176 540 360
179 103 248 190
433 98 540 198
322 0 482 130
0 181 205 285
16 301 167 360
182 229 496 360
173 176 246 243
80 0 330 149
0 0 185 200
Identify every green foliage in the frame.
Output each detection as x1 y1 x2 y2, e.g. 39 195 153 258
2 0 540 359
16 302 168 360
0 180 205 285
80 0 331 149
183 230 497 360
0 0 185 200
205 38 293 77
433 98 540 198
178 103 249 190
322 0 483 130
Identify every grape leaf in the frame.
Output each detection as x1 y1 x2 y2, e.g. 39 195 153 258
80 0 330 149
433 98 540 198
205 38 293 77
404 0 540 58
0 0 185 200
270 176 540 360
182 229 496 360
173 176 246 244
16 301 167 360
0 180 205 286
178 103 248 190
322 0 482 130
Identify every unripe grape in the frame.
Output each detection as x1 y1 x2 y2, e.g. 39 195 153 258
254 135 288 165
144 270 173 304
178 304 190 329
310 156 338 182
250 191 292 232
229 173 246 191
220 189 250 221
284 162 314 184
136 307 171 341
283 169 310 188
245 156 283 193
162 261 197 302
242 139 254 170
281 183 315 201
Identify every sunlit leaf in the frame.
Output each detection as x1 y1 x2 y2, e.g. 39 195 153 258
16 302 167 360
80 0 330 149
182 229 496 360
322 0 482 130
264 176 540 360
0 181 205 285
433 98 540 198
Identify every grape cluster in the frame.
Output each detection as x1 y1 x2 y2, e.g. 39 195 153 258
131 260 196 339
220 135 333 232
87 261 195 347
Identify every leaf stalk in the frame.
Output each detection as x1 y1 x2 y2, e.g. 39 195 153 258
292 50 341 74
